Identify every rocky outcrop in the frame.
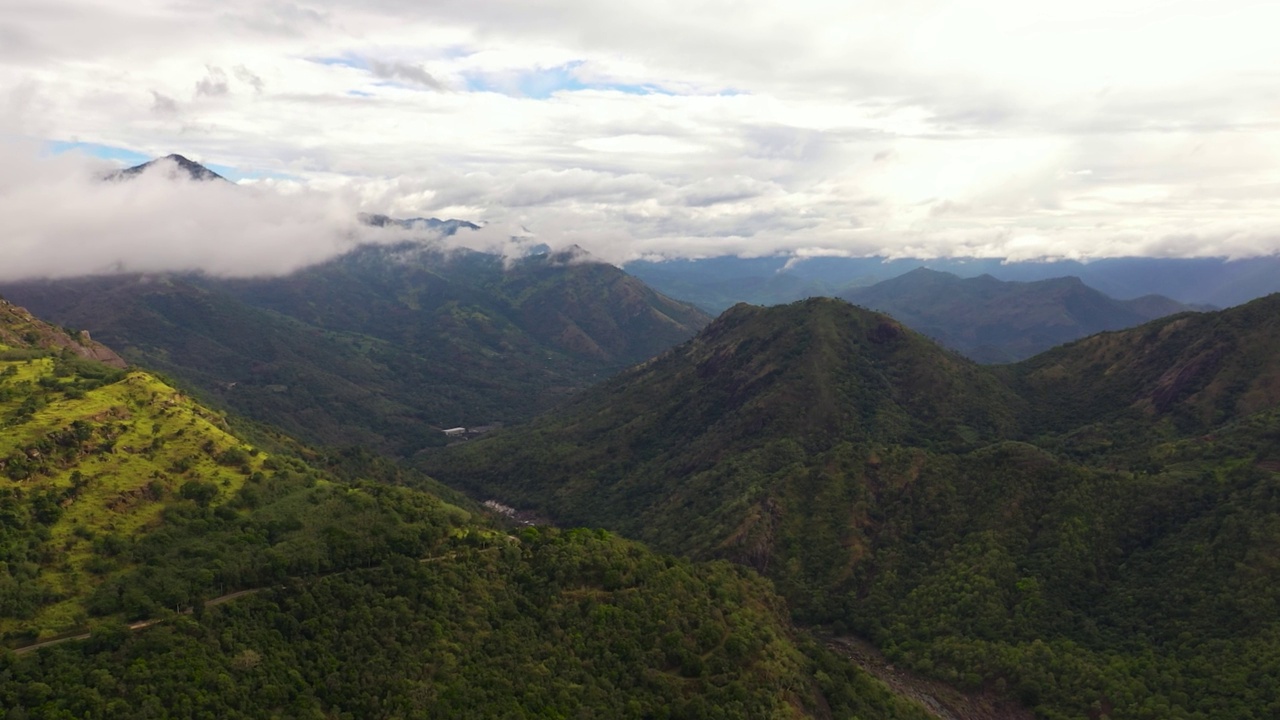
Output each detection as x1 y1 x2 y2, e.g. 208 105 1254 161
0 298 126 368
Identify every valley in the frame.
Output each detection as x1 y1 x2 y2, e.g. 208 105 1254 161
12 0 1280 713
0 244 709 456
0 295 930 719
2 173 1278 717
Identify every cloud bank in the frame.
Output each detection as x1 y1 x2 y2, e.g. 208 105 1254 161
2 0 1279 271
0 144 427 281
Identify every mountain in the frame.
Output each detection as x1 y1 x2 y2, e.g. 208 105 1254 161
425 296 1280 719
108 154 229 183
0 243 711 455
627 254 1280 310
1005 292 1280 439
840 268 1198 363
0 298 125 368
425 297 1022 579
0 301 931 719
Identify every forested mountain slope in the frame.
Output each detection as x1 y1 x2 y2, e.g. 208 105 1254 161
0 245 709 455
1006 292 1280 438
427 296 1280 719
0 299 927 719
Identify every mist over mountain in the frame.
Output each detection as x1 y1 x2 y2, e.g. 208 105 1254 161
13 0 1280 714
0 147 565 283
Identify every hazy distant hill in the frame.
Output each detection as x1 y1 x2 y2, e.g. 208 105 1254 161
428 296 1280 719
840 268 1197 362
627 254 1280 309
0 243 710 455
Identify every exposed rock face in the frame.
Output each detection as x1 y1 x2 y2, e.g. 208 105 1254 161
0 298 126 368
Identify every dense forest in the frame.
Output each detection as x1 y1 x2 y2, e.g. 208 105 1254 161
430 295 1280 719
0 245 709 455
2 525 933 719
0 302 930 719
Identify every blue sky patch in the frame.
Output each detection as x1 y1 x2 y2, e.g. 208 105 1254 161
44 140 299 182
308 55 367 69
463 61 673 98
45 141 150 165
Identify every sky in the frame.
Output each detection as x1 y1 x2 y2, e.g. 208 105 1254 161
2 0 1280 277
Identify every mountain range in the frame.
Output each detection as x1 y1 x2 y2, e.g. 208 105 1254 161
627 253 1280 310
5 153 1280 719
426 293 1280 719
0 243 710 455
0 297 929 719
840 268 1199 362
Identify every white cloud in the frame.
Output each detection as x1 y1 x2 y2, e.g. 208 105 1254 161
0 143 451 280
0 0 1278 273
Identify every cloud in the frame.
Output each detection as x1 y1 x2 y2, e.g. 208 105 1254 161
234 65 265 93
0 143 449 281
366 59 443 90
2 0 1280 268
194 66 230 97
151 91 179 115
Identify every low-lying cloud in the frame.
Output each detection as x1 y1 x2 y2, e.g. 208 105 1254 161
0 144 590 283
0 145 409 281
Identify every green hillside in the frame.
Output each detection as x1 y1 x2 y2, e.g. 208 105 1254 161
0 354 263 637
0 246 709 455
0 299 930 719
426 296 1280 719
427 298 1019 534
2 526 934 720
0 298 124 368
1007 293 1280 439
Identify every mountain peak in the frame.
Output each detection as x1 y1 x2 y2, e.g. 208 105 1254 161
110 154 229 183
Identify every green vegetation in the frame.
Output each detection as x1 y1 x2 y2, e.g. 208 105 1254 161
0 352 264 637
1 246 708 455
0 299 930 719
1 526 933 719
0 298 124 368
429 295 1280 719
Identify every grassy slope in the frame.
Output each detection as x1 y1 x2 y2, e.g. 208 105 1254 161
0 359 264 637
